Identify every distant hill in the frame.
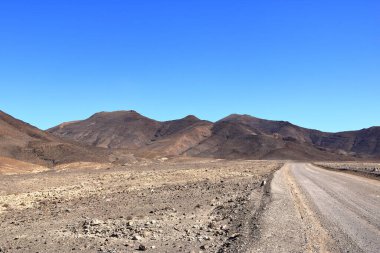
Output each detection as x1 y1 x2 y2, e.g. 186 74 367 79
48 111 161 149
0 110 109 166
48 110 380 160
48 111 213 157
310 127 380 157
183 114 345 160
189 114 380 159
140 115 213 156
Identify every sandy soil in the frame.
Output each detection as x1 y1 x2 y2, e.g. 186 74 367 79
0 157 49 175
0 158 282 253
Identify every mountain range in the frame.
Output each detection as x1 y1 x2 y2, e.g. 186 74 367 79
48 110 380 160
1 109 379 167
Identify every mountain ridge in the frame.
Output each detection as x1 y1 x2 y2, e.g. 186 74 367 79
48 110 380 160
1 109 378 163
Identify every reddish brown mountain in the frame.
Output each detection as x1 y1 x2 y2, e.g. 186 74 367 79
0 110 108 166
185 114 380 159
184 114 347 160
46 111 380 160
142 115 212 156
310 127 380 156
48 111 213 157
49 111 161 149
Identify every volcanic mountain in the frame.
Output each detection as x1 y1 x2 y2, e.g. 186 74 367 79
0 110 108 166
48 110 380 160
183 114 342 160
310 127 380 157
48 111 213 157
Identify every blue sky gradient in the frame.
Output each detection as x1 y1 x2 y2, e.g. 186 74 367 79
0 0 379 131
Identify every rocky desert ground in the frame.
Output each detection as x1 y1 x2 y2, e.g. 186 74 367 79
1 110 379 253
314 162 380 178
0 158 282 253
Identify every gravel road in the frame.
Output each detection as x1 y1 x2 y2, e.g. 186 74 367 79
252 163 380 253
291 163 380 253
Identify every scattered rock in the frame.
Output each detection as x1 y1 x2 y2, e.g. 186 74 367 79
138 244 147 251
132 234 142 241
200 244 208 250
91 219 102 226
0 160 281 253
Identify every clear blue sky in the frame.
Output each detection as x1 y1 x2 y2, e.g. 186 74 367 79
0 0 379 132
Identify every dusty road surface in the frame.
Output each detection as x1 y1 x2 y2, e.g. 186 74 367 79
252 163 380 253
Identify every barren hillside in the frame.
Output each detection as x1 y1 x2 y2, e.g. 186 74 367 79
0 110 109 166
48 111 380 160
49 111 213 157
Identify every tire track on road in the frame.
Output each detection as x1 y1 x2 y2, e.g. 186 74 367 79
285 164 335 253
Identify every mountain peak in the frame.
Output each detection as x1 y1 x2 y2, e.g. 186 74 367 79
221 114 260 122
182 115 200 121
91 110 141 117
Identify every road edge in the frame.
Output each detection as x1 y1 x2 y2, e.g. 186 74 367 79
216 164 280 253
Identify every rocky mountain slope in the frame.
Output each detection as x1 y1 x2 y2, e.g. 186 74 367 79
183 115 345 160
311 127 380 156
0 110 109 166
49 111 213 157
227 113 380 157
48 110 380 160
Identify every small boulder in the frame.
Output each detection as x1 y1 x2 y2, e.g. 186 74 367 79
132 234 142 241
138 244 147 251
